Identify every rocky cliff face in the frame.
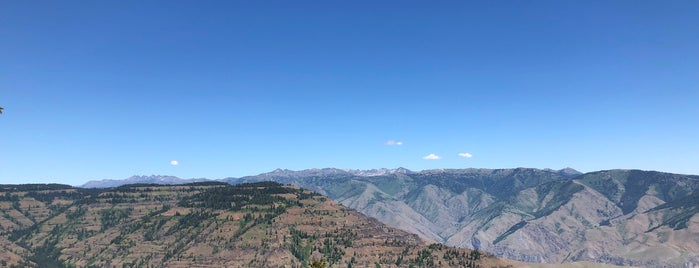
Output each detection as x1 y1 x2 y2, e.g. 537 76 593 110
228 168 699 267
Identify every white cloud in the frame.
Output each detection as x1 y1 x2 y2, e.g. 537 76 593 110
170 160 179 166
422 153 441 160
385 140 404 146
458 152 473 158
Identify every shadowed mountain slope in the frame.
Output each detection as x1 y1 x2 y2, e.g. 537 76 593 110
225 168 699 267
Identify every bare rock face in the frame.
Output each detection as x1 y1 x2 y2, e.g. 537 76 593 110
232 168 699 267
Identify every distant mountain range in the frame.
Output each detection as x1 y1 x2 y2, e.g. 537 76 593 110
81 175 209 188
78 167 699 267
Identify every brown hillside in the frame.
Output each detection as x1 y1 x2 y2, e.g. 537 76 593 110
1 182 514 268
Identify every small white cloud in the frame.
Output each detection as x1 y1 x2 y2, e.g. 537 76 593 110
170 160 179 166
422 153 441 160
385 140 404 146
458 152 473 158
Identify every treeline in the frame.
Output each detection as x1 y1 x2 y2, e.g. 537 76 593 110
0 184 74 192
178 182 298 210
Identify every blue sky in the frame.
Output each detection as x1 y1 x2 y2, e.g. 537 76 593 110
1 1 698 185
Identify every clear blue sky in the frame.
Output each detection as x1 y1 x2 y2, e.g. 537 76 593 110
2 1 698 185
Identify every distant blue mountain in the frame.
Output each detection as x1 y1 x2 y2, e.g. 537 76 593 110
81 175 210 188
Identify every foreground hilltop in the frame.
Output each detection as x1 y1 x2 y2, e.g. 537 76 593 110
0 182 513 268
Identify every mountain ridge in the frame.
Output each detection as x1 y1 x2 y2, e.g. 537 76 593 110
77 167 581 188
81 175 210 188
